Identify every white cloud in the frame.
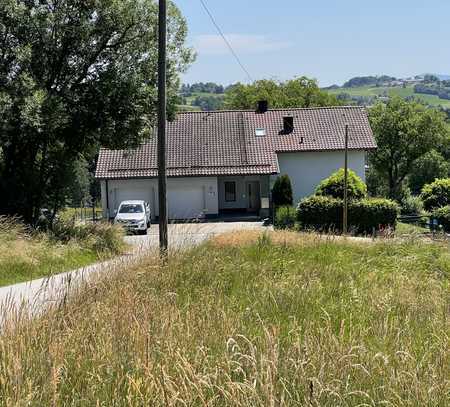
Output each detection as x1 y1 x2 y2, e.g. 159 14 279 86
192 34 293 56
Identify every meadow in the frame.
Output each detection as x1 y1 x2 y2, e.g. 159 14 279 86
0 230 448 406
0 217 125 287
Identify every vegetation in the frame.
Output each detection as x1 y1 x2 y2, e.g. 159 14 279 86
432 206 450 232
0 217 125 287
0 231 448 405
0 0 194 224
315 169 367 200
421 178 450 211
272 175 294 207
274 206 296 230
343 75 397 88
297 196 399 234
408 150 450 194
224 77 342 110
368 97 448 200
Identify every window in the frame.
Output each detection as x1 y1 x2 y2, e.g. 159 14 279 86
224 182 236 202
119 204 144 214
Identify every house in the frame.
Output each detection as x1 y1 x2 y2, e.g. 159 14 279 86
95 104 376 220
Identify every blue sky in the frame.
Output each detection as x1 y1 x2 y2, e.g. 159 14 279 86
175 0 450 86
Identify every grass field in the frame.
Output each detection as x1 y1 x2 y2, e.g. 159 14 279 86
0 217 125 287
327 85 450 108
1 230 448 405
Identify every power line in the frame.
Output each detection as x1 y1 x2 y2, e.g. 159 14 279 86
198 0 254 83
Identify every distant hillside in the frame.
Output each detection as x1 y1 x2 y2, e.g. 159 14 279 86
325 75 450 110
179 82 226 112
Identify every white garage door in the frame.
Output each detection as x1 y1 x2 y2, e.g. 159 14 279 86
167 185 205 219
114 188 151 211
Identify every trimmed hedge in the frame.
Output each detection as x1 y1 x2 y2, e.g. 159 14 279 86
315 168 367 200
421 178 450 211
432 206 450 232
274 206 296 230
297 196 399 234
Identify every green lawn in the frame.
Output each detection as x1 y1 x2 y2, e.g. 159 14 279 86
2 230 448 405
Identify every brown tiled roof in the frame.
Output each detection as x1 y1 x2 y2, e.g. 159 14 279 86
95 106 376 179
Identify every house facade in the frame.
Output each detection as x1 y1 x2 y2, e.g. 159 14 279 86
95 105 376 220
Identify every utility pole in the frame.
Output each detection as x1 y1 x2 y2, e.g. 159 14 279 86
158 0 168 255
343 123 349 235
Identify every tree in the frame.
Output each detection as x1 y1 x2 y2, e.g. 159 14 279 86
368 97 447 200
224 77 342 110
408 150 450 194
0 0 194 224
67 158 92 208
315 169 367 200
272 175 293 207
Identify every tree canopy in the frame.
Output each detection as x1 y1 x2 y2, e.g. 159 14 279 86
223 77 342 110
0 0 194 223
368 97 448 200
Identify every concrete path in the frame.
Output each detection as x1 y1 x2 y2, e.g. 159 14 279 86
0 222 266 324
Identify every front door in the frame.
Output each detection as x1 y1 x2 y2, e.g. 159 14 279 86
247 181 260 212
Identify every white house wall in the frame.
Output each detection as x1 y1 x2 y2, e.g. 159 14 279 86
102 177 218 219
275 150 366 204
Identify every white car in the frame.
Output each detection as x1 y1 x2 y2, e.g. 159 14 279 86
114 200 151 235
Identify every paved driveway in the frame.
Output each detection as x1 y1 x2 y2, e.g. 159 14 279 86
0 222 266 326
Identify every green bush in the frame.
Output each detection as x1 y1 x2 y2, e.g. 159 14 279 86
297 196 399 234
432 206 450 232
315 168 367 200
274 206 296 230
420 178 450 211
408 150 449 195
399 193 424 216
272 175 293 207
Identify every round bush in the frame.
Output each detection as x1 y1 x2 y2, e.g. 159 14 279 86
315 168 367 200
432 206 450 232
420 178 450 211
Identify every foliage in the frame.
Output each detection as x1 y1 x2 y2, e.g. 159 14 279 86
368 97 448 200
224 77 342 110
191 94 224 111
343 75 396 88
181 82 224 96
271 175 293 207
274 206 296 230
0 0 194 224
432 205 450 232
0 216 124 286
297 196 399 234
67 158 92 207
420 178 450 211
408 150 449 194
315 168 367 200
1 232 448 404
399 193 424 216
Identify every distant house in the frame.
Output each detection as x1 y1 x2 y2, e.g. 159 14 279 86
95 104 376 220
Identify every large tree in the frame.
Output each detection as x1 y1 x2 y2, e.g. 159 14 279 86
223 77 342 110
0 0 194 223
368 97 447 200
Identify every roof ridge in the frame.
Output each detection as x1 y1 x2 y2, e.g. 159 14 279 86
176 106 363 115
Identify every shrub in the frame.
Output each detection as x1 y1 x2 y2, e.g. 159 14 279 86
420 178 450 211
315 168 367 200
399 193 424 216
51 219 125 254
297 196 399 234
432 206 450 232
274 206 296 230
272 175 293 207
408 150 449 194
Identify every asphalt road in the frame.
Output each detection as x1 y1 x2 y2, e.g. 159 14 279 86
0 222 265 326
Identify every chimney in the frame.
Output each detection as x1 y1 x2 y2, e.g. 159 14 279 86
283 116 294 133
256 100 268 114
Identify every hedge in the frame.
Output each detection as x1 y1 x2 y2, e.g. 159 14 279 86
432 206 450 232
297 196 399 234
315 168 367 200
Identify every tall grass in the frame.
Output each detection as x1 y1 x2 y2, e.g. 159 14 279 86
0 231 449 405
0 217 125 286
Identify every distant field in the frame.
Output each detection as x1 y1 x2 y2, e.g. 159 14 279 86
327 85 450 108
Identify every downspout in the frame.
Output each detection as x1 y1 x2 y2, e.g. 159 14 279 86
105 179 110 220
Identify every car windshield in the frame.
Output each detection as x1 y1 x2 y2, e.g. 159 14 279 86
119 204 144 214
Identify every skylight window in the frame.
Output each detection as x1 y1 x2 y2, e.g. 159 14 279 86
255 128 266 137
